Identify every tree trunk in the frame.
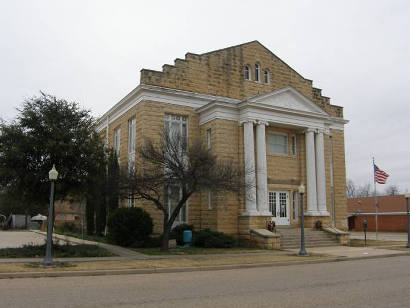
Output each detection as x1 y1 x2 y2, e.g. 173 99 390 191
161 215 171 251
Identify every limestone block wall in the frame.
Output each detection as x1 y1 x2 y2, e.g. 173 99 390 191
140 41 343 118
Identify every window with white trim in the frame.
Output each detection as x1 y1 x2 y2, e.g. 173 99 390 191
164 114 188 151
291 135 297 155
244 66 251 80
255 63 260 82
114 127 121 157
267 133 288 155
264 70 270 84
164 185 188 225
206 129 211 149
128 118 136 171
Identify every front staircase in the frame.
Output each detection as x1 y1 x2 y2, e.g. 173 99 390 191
277 227 339 249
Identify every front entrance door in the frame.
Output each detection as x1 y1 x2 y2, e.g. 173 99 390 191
269 191 290 225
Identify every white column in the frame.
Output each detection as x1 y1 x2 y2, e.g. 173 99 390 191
305 129 319 215
243 121 258 215
256 121 270 215
315 130 329 215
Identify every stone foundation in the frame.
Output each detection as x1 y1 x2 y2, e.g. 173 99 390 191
238 215 272 244
249 229 281 249
303 216 331 229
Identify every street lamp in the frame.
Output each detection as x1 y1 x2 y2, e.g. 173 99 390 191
43 164 58 266
405 193 410 249
298 184 307 256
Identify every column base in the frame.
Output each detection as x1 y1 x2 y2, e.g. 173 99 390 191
242 210 260 216
305 210 330 217
258 211 273 217
305 210 322 216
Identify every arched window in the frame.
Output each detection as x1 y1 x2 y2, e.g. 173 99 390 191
255 63 260 82
244 66 251 80
264 70 270 84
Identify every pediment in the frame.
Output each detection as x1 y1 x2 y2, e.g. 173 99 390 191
246 86 328 115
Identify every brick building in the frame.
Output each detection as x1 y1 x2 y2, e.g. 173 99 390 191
96 41 348 240
348 195 409 232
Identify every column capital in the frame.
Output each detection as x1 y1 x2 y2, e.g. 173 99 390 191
239 119 257 126
305 128 316 133
256 120 269 126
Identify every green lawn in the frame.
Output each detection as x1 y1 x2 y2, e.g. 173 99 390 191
133 246 269 255
0 243 115 258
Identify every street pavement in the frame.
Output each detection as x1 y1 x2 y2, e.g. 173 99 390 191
349 231 409 241
0 231 46 248
0 255 409 307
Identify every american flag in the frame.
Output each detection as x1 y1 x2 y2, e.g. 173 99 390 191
374 164 389 184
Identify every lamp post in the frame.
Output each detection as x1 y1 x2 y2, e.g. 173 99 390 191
298 184 307 256
405 193 410 249
43 165 58 266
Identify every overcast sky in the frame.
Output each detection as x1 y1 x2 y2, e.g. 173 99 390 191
1 0 409 193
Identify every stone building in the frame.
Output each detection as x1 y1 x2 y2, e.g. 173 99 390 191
96 41 348 241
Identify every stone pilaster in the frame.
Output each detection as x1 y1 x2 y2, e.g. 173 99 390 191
256 121 270 215
243 121 258 216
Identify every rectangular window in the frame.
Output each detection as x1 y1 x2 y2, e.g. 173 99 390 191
206 129 211 149
164 185 188 225
128 118 136 171
293 191 298 222
267 133 288 155
269 191 277 217
164 114 188 150
207 190 212 209
292 135 297 155
114 127 121 157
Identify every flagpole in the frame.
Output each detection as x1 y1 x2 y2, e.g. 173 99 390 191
373 157 378 241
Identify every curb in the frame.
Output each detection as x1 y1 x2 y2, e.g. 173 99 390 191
1 252 408 280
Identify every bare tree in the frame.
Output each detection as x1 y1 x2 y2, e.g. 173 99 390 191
385 185 400 196
356 183 372 198
346 179 357 199
121 132 249 250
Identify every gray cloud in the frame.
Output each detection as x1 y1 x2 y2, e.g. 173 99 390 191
1 0 409 192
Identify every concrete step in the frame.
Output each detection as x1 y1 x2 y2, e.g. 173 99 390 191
278 228 340 249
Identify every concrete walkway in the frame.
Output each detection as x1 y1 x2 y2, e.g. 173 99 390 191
0 231 46 248
30 230 147 259
349 231 409 241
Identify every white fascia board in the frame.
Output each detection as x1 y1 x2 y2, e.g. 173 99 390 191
239 106 326 130
95 85 239 132
198 103 239 125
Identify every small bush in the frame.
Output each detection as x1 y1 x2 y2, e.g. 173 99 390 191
171 223 194 245
194 229 236 248
56 222 78 233
107 207 153 246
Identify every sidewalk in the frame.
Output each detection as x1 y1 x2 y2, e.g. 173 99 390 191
349 231 408 241
31 230 147 259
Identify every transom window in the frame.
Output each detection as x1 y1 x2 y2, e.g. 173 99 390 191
255 63 260 82
244 66 251 80
268 133 288 155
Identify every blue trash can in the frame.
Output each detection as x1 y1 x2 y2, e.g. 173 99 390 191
183 230 192 247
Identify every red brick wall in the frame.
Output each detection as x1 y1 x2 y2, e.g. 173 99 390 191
349 215 409 232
